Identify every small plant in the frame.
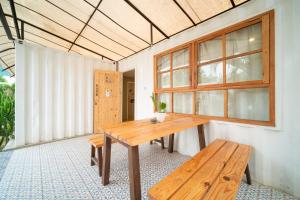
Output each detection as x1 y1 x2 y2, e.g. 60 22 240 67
158 102 166 113
150 93 167 113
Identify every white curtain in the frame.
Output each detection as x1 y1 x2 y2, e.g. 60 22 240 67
15 42 116 147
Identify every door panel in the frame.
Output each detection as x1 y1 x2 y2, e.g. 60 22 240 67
94 71 121 133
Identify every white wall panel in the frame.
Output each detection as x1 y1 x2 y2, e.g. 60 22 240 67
15 41 116 146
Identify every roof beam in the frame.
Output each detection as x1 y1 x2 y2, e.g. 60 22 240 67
0 47 14 54
230 0 236 7
68 0 103 52
0 57 14 76
124 0 169 39
4 14 115 61
0 3 13 40
21 20 24 39
173 0 196 25
8 0 21 39
1 64 14 72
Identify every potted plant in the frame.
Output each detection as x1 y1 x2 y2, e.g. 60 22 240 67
151 93 167 122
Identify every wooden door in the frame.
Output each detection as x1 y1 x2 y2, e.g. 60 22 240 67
127 82 135 120
94 71 121 133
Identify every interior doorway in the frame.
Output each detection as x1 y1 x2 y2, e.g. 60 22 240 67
122 69 135 122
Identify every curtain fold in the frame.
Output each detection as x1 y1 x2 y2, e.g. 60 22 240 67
15 42 115 147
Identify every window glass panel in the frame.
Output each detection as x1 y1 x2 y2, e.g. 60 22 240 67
196 90 224 116
226 23 262 56
198 61 223 85
157 93 171 112
173 92 193 114
228 88 269 121
157 54 170 72
173 68 190 87
198 36 222 63
226 53 263 83
158 72 170 88
173 48 189 69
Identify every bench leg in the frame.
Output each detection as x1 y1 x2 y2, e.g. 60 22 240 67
168 134 174 153
97 147 103 177
91 145 96 166
160 137 164 149
197 125 206 150
245 164 252 185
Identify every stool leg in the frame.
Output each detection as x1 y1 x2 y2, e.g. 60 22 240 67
97 147 103 177
91 145 95 166
160 137 164 149
245 164 252 185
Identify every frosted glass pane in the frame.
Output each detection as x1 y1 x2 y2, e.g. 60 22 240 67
196 90 224 116
198 62 223 85
173 48 189 69
173 68 190 87
158 72 170 88
198 37 222 63
226 23 262 56
226 53 263 83
157 54 170 72
173 93 193 114
157 93 171 112
228 88 269 121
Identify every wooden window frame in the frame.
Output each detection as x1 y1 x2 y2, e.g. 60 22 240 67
153 10 275 126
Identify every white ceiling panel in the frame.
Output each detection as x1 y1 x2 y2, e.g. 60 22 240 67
234 0 248 5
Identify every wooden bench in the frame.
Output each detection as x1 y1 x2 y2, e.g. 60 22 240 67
88 134 116 177
148 139 252 200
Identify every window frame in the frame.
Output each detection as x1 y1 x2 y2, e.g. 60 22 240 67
153 10 275 126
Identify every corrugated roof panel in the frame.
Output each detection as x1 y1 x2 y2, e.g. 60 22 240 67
0 43 14 51
46 0 94 22
234 0 248 5
76 36 123 61
14 0 84 33
81 26 134 57
176 0 201 23
177 0 232 22
25 25 72 49
152 27 165 44
99 0 151 44
25 33 68 52
129 0 193 36
2 0 78 41
89 11 148 51
71 45 106 61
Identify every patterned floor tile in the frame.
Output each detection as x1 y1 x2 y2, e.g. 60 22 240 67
0 136 298 200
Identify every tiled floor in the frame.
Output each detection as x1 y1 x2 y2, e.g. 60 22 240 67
0 136 298 200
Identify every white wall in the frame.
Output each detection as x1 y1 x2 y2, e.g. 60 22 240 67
119 0 300 197
15 42 116 147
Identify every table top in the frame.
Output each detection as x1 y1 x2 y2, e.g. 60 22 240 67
102 114 209 146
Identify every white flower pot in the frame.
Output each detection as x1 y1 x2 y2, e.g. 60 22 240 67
155 112 166 122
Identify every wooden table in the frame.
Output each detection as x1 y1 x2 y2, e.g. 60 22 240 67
101 114 209 200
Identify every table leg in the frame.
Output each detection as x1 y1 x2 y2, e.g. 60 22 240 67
102 135 112 185
168 134 174 153
128 146 141 200
197 124 206 150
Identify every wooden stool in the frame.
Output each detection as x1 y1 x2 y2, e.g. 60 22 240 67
150 137 165 149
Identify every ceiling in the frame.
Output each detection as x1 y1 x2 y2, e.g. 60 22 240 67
0 0 250 76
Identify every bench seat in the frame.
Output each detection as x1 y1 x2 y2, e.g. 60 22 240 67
148 139 252 200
